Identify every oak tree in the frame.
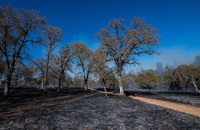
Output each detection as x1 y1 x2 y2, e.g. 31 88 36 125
51 45 75 90
96 17 159 95
72 42 93 90
31 58 46 89
171 65 200 92
135 70 158 89
92 49 109 96
0 6 45 96
43 25 62 91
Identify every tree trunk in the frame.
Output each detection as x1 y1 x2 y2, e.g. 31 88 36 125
84 84 88 90
192 78 200 93
74 82 77 88
102 78 107 96
44 69 48 91
118 74 124 95
44 48 51 92
58 75 62 91
41 80 44 90
84 80 88 90
4 70 12 97
42 75 47 92
83 77 88 90
61 73 64 89
15 78 18 87
43 82 46 91
103 85 107 96
58 70 65 91
4 79 11 97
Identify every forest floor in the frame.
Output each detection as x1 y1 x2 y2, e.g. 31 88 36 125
0 88 200 130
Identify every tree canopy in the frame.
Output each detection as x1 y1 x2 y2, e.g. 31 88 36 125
0 5 45 96
96 17 159 95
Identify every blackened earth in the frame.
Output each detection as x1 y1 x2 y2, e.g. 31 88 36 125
0 88 200 130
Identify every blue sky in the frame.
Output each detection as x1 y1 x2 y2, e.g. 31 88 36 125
1 0 200 71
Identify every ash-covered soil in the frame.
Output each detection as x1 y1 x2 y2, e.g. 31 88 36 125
128 90 200 107
0 88 200 130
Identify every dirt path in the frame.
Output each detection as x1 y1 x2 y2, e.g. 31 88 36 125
89 88 200 118
129 96 200 118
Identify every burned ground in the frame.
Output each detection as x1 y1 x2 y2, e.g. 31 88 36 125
0 88 200 130
128 90 200 107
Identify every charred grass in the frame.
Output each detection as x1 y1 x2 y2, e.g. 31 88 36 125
0 88 200 130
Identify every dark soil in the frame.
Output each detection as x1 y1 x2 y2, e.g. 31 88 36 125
127 90 200 107
0 88 200 130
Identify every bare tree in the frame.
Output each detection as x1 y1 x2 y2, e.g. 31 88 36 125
10 61 35 88
96 17 159 95
51 45 75 90
72 42 93 90
0 6 45 96
72 74 82 88
12 62 26 87
43 25 62 91
31 58 46 89
92 49 109 96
